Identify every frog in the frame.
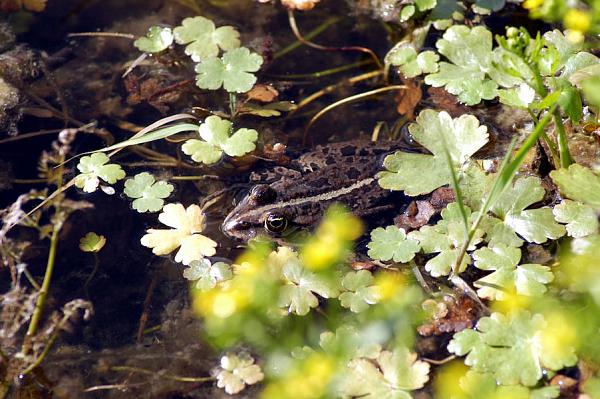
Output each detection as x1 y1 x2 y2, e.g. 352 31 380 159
221 140 412 243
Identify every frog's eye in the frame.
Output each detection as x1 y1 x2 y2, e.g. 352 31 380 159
250 185 277 204
265 213 288 233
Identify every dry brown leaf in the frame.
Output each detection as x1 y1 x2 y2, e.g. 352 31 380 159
23 0 46 11
394 79 422 120
246 84 279 103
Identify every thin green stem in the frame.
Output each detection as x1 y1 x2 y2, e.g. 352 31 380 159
267 60 373 80
274 17 340 59
553 112 573 168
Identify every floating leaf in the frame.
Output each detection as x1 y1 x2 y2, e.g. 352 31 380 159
216 352 264 395
489 176 565 244
339 347 430 398
173 16 240 62
74 153 125 193
134 26 173 53
195 47 263 93
378 109 488 196
367 226 420 263
182 115 258 164
448 311 577 386
452 371 559 399
123 172 174 213
553 200 599 237
79 232 106 253
473 244 553 300
183 258 232 291
339 270 380 313
140 203 217 265
386 42 439 78
279 256 339 316
550 164 600 208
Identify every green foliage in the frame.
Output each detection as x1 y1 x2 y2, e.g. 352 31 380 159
182 115 258 164
123 172 174 213
183 259 233 291
378 109 488 196
173 16 240 62
386 42 439 78
216 352 264 395
472 244 553 300
339 270 379 313
279 256 340 316
367 226 420 263
550 164 600 208
339 347 430 399
195 47 263 93
74 153 125 193
487 176 565 244
409 203 483 277
553 200 599 237
79 232 106 253
448 311 577 386
134 26 173 53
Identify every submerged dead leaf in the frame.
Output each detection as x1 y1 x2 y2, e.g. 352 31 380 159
417 295 480 336
395 200 436 231
246 84 279 102
394 78 422 120
0 0 46 12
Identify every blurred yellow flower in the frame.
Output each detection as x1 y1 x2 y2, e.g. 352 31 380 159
434 360 469 398
523 0 544 10
373 271 406 301
564 9 592 32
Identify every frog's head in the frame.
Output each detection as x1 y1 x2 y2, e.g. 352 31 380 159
222 184 299 242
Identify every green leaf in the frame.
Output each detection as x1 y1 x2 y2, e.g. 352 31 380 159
543 30 581 65
550 164 600 208
195 47 263 93
473 244 553 300
416 0 437 10
490 176 565 244
74 153 125 193
339 347 430 399
79 232 106 253
367 226 420 263
216 352 263 395
181 115 258 164
173 16 240 62
134 26 173 53
558 86 582 123
123 172 174 213
183 259 233 291
279 259 339 316
553 200 599 238
424 25 499 105
475 0 505 11
448 311 577 386
498 83 536 108
399 5 415 21
409 203 483 276
339 270 380 313
378 109 488 196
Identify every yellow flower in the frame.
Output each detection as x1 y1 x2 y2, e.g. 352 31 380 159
564 9 592 32
523 0 544 10
373 272 406 301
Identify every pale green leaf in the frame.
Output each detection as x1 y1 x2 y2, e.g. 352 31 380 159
505 208 566 244
79 232 106 253
173 16 240 62
377 110 488 195
339 347 430 399
339 270 380 313
453 371 559 399
386 43 439 78
216 352 263 395
279 260 339 316
75 153 125 193
448 311 577 386
399 5 415 21
416 0 436 11
134 26 173 53
473 244 553 300
124 172 174 213
498 83 536 108
550 164 600 208
367 226 420 263
195 47 263 93
183 259 232 291
553 200 599 238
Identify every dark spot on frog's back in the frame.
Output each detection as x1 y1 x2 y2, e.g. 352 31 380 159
307 177 329 188
325 156 336 165
250 184 277 204
346 167 361 180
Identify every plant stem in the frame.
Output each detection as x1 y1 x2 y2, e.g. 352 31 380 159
25 222 60 339
110 366 215 383
274 16 340 59
553 112 573 168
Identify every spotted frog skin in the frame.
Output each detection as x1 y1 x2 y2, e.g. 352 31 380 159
221 140 409 242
